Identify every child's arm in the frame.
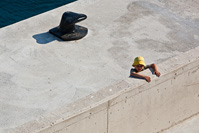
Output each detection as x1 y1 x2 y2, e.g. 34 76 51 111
130 72 151 82
150 64 161 77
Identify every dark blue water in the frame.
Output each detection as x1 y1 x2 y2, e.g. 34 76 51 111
0 0 77 28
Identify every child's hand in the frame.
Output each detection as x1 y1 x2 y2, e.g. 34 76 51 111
144 76 151 82
153 71 161 77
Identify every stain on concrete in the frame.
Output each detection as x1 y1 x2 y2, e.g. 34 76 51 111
108 1 199 69
0 72 15 87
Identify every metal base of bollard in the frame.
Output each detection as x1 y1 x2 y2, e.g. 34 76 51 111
49 25 88 41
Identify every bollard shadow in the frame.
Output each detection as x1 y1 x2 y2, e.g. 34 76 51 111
32 32 63 44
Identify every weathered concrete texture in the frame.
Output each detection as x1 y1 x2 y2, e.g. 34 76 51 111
0 0 199 132
163 114 199 133
10 47 199 133
108 54 199 133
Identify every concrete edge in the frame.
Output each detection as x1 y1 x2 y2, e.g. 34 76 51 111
9 46 199 133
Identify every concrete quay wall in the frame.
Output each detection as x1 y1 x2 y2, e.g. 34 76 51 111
10 47 199 133
2 0 198 132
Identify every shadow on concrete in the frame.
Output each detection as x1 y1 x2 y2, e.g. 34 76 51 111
129 75 146 81
33 32 62 44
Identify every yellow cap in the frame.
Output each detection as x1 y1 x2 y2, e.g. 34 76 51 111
132 56 146 66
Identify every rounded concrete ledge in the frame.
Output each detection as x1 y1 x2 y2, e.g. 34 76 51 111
10 46 199 133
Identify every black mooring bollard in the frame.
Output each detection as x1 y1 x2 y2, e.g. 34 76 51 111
49 11 88 41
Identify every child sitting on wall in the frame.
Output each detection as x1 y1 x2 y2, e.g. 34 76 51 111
130 56 161 82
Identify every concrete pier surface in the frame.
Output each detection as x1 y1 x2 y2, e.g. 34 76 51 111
0 0 199 132
163 114 199 133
